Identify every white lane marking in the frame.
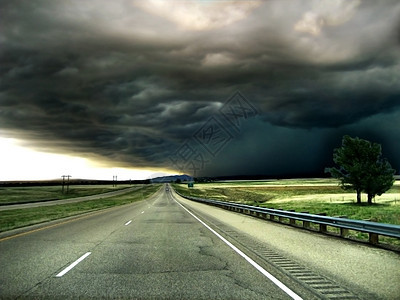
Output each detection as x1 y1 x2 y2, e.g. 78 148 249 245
56 252 91 277
125 220 132 226
174 200 303 300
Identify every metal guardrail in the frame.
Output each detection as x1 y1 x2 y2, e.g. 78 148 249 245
175 190 400 245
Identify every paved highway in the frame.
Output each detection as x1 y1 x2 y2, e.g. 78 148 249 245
0 185 399 299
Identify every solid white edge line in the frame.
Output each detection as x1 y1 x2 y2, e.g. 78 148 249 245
125 220 132 226
56 252 91 277
174 199 303 300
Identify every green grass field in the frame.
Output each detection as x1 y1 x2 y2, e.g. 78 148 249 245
0 184 160 232
173 179 400 246
0 185 130 205
173 179 400 225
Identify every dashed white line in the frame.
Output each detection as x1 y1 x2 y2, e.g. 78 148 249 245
174 199 303 300
56 252 91 277
125 220 132 226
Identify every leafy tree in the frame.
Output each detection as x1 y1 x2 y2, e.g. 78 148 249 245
362 158 395 204
325 135 395 204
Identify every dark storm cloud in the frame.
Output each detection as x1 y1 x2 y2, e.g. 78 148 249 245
1 0 399 175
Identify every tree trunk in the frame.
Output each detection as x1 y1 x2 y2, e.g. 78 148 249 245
356 190 361 204
367 193 374 204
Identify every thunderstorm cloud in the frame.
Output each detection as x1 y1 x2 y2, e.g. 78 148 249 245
1 0 399 177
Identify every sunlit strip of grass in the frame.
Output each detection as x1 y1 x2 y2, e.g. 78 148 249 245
172 184 353 202
0 184 161 233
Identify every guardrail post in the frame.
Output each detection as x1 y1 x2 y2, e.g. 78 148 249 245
301 212 310 229
288 210 296 225
278 209 284 222
317 213 327 233
338 216 349 237
303 221 310 229
369 233 379 245
340 227 349 237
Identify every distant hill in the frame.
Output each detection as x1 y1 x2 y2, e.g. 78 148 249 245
150 174 193 183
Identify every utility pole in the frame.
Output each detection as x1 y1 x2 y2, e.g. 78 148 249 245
61 175 71 194
61 175 66 193
66 175 71 193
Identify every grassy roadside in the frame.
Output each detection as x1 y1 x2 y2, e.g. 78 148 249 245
0 185 131 205
172 182 400 225
173 181 400 247
0 184 160 233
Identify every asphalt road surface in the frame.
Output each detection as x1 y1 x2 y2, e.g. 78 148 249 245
0 185 399 299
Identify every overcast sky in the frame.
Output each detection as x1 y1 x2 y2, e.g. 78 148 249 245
1 0 399 179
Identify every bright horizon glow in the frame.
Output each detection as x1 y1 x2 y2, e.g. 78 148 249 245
0 137 175 181
134 0 261 31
